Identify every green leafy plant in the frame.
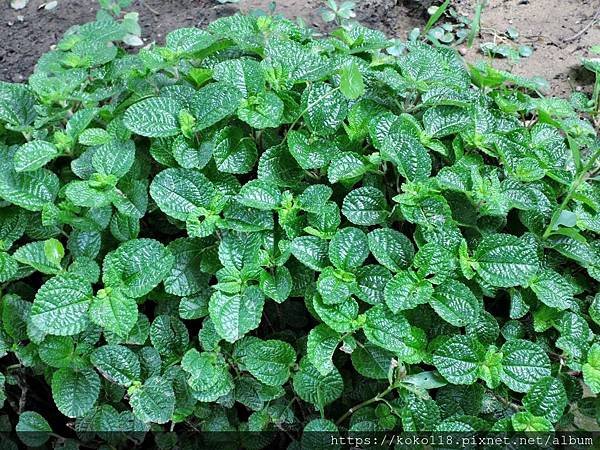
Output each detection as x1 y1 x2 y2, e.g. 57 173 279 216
412 1 488 49
581 46 600 118
0 5 599 448
320 0 356 26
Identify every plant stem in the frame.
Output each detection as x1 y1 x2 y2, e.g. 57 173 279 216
542 145 600 239
467 0 487 48
335 384 395 426
492 391 520 411
423 0 451 35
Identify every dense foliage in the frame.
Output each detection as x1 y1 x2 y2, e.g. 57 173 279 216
0 7 599 448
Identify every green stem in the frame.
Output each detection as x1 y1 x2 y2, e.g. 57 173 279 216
542 145 600 239
335 384 395 426
467 0 487 48
593 77 600 116
491 391 520 411
422 0 451 35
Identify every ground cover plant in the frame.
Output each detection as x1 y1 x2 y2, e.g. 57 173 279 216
0 3 599 448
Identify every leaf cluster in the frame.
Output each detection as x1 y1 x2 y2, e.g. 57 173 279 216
0 7 599 447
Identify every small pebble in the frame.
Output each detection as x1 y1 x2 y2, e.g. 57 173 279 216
459 47 467 56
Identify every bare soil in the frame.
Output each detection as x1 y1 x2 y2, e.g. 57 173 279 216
456 0 600 97
0 0 598 97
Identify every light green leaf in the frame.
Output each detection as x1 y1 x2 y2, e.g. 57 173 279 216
31 273 92 336
433 335 485 385
511 411 553 432
79 128 111 146
16 411 52 447
381 128 431 181
288 130 336 170
64 180 113 208
150 168 216 221
0 81 36 127
528 269 575 310
237 179 281 210
259 266 292 303
364 304 426 362
91 344 141 387
102 238 174 298
191 82 243 130
384 270 433 313
209 286 265 343
243 338 296 386
166 27 215 55
172 135 212 169
291 236 329 271
430 279 482 327
264 39 331 86
0 149 59 211
583 343 600 394
500 339 551 393
312 293 359 333
307 324 341 375
423 105 471 138
328 227 368 271
13 238 64 274
327 151 367 184
340 62 365 100
14 141 58 172
124 97 182 137
342 186 388 226
164 238 208 296
522 376 567 423
89 288 138 338
181 349 233 401
302 82 347 136
473 234 539 287
51 368 100 418
238 91 284 129
213 58 265 97
293 357 343 409
91 139 135 178
368 228 414 272
213 126 258 174
218 231 261 270
317 266 354 305
129 376 175 424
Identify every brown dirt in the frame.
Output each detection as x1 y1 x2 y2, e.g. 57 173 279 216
455 0 600 97
0 0 423 82
0 0 598 98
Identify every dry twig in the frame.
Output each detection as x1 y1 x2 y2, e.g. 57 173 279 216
564 4 600 43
